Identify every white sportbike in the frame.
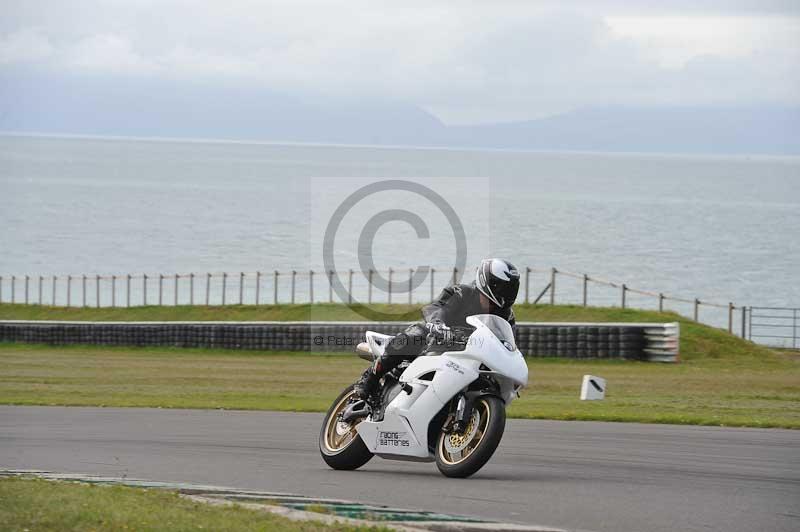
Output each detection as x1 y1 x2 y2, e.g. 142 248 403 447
319 314 528 478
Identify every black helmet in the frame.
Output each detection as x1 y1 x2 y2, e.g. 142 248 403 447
475 258 520 309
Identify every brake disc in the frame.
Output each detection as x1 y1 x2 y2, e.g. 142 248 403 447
335 419 352 436
444 409 480 454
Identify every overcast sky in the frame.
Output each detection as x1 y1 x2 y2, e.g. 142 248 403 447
1 0 798 124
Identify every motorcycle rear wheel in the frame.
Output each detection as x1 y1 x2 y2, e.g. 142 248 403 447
435 396 506 478
319 385 373 470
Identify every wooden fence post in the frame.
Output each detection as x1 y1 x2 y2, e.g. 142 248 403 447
143 274 148 306
741 306 747 338
388 268 393 304
408 268 413 304
549 268 556 305
205 273 211 306
525 267 531 304
189 273 194 305
273 271 279 304
728 302 734 333
96 275 100 308
174 274 179 306
621 284 627 309
239 272 244 305
291 270 296 304
255 271 261 305
580 274 587 307
111 276 116 307
309 270 314 303
125 275 130 307
222 272 227 305
659 293 664 312
694 298 700 321
158 274 164 306
348 269 353 304
52 276 57 306
38 276 43 305
81 274 87 307
25 275 30 304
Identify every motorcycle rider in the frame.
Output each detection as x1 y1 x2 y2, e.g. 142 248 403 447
353 258 521 400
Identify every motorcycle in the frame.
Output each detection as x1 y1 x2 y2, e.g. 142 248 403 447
319 314 528 478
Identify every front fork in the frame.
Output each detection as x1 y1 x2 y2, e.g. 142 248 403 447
455 394 476 432
444 377 503 434
443 392 477 434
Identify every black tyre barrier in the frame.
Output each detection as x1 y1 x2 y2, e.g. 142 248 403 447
0 320 679 362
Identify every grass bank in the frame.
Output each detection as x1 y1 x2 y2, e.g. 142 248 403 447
0 302 779 363
1 343 797 428
0 477 380 532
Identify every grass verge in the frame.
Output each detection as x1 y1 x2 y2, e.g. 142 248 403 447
1 343 797 428
0 477 381 531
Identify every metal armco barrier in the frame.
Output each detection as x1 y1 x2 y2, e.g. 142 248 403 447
0 320 679 362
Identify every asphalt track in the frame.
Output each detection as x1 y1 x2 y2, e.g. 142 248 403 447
1 406 798 532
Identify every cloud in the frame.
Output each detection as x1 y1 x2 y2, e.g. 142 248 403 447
64 34 158 73
0 1 798 124
0 28 54 64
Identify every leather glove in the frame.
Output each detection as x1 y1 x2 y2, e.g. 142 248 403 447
426 321 453 344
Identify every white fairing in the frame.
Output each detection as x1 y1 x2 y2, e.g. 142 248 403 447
356 314 528 460
365 331 394 359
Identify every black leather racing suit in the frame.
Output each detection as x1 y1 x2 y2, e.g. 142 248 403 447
363 281 516 388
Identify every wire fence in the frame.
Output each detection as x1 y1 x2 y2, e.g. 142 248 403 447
0 266 774 344
746 307 799 349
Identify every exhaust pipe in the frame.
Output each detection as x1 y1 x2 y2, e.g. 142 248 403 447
356 341 374 362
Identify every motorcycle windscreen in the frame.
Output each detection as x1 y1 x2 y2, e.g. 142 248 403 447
469 314 516 351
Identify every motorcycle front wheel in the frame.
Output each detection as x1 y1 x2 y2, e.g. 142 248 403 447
435 396 506 478
319 385 373 470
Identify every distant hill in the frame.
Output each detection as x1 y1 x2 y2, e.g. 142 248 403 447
449 106 800 155
1 69 798 154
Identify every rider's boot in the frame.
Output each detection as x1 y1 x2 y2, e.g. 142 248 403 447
353 366 379 400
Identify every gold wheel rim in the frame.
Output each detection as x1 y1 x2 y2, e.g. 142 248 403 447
323 391 360 453
437 398 491 465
